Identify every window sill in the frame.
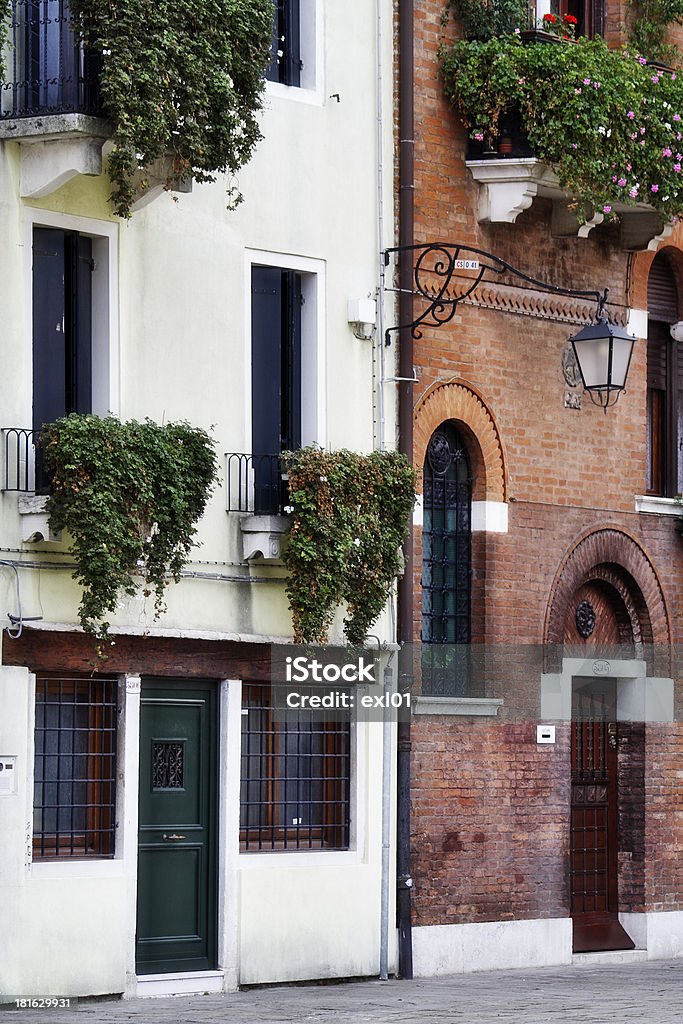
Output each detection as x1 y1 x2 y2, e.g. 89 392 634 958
412 695 503 717
635 495 682 516
238 848 360 866
265 81 324 108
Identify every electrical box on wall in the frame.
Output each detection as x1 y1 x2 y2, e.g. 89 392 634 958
536 725 556 745
0 757 17 795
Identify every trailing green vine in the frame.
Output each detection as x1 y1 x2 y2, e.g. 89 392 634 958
68 0 274 216
41 414 218 647
282 448 417 646
629 0 683 66
0 1 10 83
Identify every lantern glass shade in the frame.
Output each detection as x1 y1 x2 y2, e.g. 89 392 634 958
570 320 636 406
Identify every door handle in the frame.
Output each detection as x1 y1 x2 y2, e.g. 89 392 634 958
163 833 186 841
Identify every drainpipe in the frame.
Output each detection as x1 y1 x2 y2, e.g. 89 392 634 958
396 0 414 981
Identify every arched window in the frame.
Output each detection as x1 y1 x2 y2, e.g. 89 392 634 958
647 253 681 496
421 424 472 695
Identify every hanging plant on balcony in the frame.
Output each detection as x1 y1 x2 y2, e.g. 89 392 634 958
68 0 273 216
282 448 417 645
440 34 683 221
40 414 218 649
628 0 683 67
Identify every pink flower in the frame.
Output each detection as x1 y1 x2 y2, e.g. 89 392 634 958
663 147 673 157
629 186 639 197
631 132 638 139
626 163 632 171
572 142 578 149
675 163 682 172
574 87 582 94
652 74 660 83
603 205 612 213
583 77 591 84
474 132 484 141
612 175 618 182
640 127 646 134
673 73 677 80
627 111 635 119
638 57 647 64
618 177 627 186
674 114 681 121
651 184 660 192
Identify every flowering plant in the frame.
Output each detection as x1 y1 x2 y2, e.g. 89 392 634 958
540 11 578 38
440 34 683 220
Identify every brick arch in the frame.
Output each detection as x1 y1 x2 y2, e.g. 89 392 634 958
630 242 683 313
544 528 671 653
414 380 507 502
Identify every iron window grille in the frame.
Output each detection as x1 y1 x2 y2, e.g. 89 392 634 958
225 452 289 514
240 682 351 851
33 675 118 858
421 424 472 697
2 0 102 120
1 428 39 492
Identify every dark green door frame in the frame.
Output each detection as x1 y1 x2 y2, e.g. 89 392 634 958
136 678 218 975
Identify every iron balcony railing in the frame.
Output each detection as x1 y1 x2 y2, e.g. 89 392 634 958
226 453 289 515
1 427 47 492
1 0 103 120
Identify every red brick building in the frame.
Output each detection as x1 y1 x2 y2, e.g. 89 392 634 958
397 0 683 974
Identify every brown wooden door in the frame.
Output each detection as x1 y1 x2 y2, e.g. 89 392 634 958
570 680 634 952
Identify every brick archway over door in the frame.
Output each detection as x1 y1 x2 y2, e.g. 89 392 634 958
544 528 671 671
414 380 507 502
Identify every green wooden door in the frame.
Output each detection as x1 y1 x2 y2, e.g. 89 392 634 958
136 680 218 974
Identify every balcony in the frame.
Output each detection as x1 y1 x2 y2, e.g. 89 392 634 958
0 0 109 197
225 453 291 561
1 427 61 542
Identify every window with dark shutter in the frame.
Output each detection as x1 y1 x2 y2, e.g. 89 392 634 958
646 253 681 496
559 0 604 38
251 265 302 511
266 0 302 87
32 226 93 490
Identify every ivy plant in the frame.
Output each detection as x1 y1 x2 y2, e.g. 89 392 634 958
446 0 529 41
629 0 683 66
441 34 683 221
40 414 218 646
282 448 417 646
68 0 274 216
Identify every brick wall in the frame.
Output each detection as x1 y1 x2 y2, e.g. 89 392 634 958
409 0 683 928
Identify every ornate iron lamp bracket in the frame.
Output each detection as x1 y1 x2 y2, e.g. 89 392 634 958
382 242 608 347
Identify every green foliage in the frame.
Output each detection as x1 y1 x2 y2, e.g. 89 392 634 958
629 0 683 65
68 0 274 216
441 34 683 220
40 414 218 646
447 0 529 40
281 448 417 646
0 1 11 82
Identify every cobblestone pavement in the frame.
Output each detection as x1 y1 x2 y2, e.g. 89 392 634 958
4 959 683 1024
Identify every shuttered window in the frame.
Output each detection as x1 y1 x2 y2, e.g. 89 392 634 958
646 254 681 496
560 0 604 38
266 0 301 87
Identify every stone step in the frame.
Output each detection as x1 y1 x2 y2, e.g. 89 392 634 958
572 949 649 966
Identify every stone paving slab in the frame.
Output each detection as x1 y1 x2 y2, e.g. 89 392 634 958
3 959 683 1024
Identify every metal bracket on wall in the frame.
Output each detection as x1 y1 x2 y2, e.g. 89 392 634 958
382 242 607 347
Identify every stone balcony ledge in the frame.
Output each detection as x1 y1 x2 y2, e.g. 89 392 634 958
466 157 673 250
0 113 111 198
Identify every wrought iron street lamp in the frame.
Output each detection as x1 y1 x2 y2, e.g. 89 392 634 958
569 295 636 410
382 243 637 411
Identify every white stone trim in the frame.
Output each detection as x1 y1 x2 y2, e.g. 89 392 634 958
620 911 683 959
413 696 503 717
540 658 674 722
471 500 508 533
635 494 682 516
627 308 649 338
413 493 423 527
135 970 225 998
217 680 241 993
412 917 572 976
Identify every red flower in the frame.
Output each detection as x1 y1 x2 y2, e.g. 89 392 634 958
563 13 578 23
542 12 557 21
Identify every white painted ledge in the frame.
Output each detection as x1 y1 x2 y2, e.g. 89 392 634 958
413 696 503 716
635 494 682 516
627 308 648 338
17 494 61 544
